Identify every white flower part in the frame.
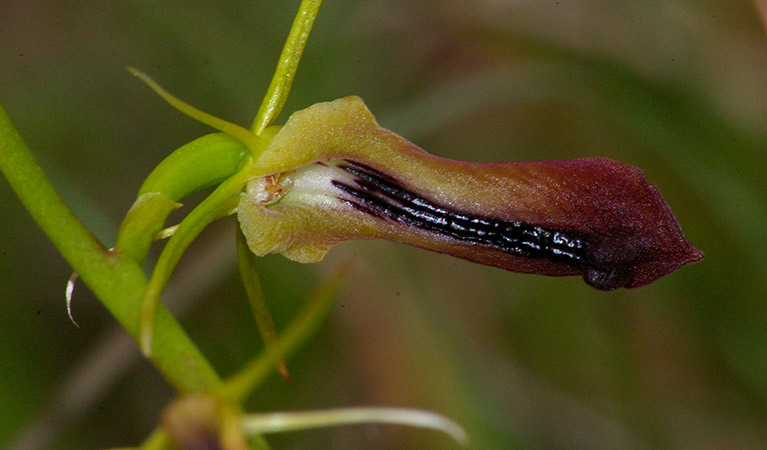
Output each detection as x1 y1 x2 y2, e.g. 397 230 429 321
240 407 470 447
65 272 80 328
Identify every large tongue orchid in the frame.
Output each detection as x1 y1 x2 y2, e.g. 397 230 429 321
240 96 702 290
123 0 703 357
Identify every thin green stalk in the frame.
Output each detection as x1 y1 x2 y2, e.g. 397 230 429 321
251 0 323 135
236 227 289 379
0 104 221 392
218 266 348 403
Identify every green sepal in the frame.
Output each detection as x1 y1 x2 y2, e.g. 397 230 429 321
115 192 180 263
138 132 249 201
115 132 250 264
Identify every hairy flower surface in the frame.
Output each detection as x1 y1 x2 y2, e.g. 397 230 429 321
239 96 702 290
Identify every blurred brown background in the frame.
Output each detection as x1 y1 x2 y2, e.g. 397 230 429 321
2 1 767 449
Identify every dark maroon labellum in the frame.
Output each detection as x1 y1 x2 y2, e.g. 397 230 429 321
329 159 702 290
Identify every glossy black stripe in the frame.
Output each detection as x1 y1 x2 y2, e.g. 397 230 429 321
332 161 591 266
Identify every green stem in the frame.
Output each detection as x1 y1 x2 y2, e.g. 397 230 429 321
0 103 221 393
251 0 323 135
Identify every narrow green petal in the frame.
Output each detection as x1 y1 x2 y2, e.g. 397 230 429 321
218 266 348 403
236 226 289 379
128 68 262 154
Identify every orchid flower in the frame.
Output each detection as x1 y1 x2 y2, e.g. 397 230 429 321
239 96 702 291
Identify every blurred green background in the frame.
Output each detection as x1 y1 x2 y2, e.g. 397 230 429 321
2 0 767 449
